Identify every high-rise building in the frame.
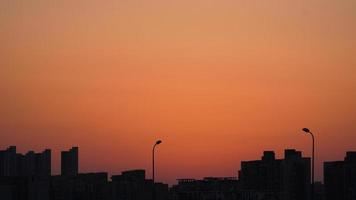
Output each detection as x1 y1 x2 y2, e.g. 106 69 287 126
0 146 18 177
0 146 51 177
0 147 51 200
239 149 310 200
324 151 356 200
18 149 51 177
36 149 51 177
61 147 78 176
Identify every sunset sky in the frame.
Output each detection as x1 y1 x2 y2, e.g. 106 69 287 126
1 0 355 184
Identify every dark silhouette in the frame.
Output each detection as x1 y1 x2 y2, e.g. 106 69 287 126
51 172 109 200
61 147 78 176
0 146 51 177
152 140 162 200
302 128 315 200
324 152 356 200
239 149 310 200
0 145 355 200
170 177 239 200
112 169 168 200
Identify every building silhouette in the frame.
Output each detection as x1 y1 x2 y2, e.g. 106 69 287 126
0 146 18 177
111 169 168 200
0 146 51 200
51 172 109 200
0 146 171 200
19 149 51 177
324 151 356 200
313 181 325 200
170 177 239 200
238 149 310 200
2 145 356 200
0 146 51 177
61 147 78 176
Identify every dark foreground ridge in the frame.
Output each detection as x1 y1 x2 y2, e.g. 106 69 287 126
0 146 355 200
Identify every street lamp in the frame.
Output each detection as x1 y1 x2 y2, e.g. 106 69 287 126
152 140 162 200
302 128 315 200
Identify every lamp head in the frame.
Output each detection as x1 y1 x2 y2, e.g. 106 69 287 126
156 140 162 145
302 128 310 133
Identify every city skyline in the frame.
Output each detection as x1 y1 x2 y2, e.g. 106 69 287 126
0 144 356 200
0 144 352 186
1 145 355 199
1 0 356 186
1 128 355 185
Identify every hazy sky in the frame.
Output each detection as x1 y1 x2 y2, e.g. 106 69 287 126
1 0 356 184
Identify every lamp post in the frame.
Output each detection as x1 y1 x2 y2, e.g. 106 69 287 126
152 140 162 200
302 128 315 200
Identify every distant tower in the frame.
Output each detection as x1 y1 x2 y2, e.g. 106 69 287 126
0 146 18 176
324 152 356 200
20 149 51 177
61 147 78 176
37 149 51 176
239 149 310 200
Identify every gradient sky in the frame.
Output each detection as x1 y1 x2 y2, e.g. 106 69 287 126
1 0 356 184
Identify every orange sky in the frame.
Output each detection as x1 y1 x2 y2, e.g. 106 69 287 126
1 0 356 184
